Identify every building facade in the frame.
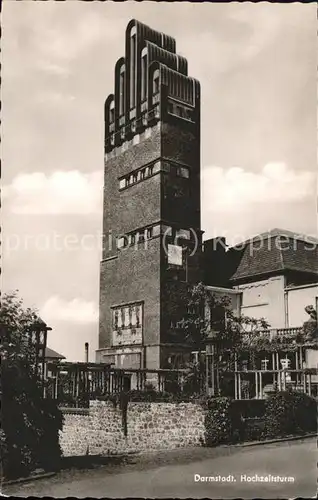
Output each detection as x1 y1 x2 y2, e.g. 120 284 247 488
97 20 202 369
228 229 318 330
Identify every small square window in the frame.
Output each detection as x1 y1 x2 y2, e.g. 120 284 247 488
146 227 153 239
119 178 126 189
176 105 182 117
162 162 171 173
130 234 136 246
117 237 125 249
138 231 145 243
147 166 153 176
152 224 161 237
167 102 174 114
185 109 193 121
125 177 130 188
133 173 138 183
177 167 190 179
152 161 161 174
133 134 140 145
140 169 146 180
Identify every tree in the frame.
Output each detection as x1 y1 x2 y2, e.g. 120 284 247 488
303 305 318 343
0 291 63 480
166 282 270 395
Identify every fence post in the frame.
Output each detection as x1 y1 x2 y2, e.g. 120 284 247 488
308 373 312 396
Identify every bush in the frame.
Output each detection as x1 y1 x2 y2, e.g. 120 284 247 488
263 390 317 439
244 418 265 442
1 358 64 479
231 399 265 419
204 397 234 446
97 390 204 404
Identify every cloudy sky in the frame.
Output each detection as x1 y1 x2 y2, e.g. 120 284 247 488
2 2 317 361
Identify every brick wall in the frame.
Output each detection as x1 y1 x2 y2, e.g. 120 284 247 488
60 401 206 457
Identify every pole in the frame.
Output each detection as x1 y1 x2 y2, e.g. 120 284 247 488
85 342 89 363
205 353 209 395
238 373 242 399
211 346 215 396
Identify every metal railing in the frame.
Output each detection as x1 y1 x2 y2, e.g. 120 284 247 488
233 368 318 400
45 362 186 407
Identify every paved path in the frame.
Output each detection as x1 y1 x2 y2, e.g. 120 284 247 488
3 438 317 498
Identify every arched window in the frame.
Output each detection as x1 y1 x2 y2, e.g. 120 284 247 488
141 47 147 103
109 100 115 124
130 27 136 109
119 64 125 117
153 69 160 96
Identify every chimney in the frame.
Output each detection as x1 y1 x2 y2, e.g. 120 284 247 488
84 342 89 363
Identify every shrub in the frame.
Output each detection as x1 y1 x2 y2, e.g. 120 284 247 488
204 397 234 446
244 418 265 442
1 357 64 479
0 292 64 480
263 390 317 439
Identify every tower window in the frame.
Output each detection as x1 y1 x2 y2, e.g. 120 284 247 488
147 166 153 177
109 106 115 124
141 51 147 102
152 224 161 237
184 108 193 121
119 178 126 189
119 69 125 116
153 161 161 174
117 236 128 249
162 162 171 173
130 34 136 109
177 166 190 179
146 227 153 239
140 169 146 180
138 231 145 243
153 70 160 95
167 102 174 114
176 105 183 117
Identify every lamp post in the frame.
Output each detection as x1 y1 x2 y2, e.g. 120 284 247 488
27 319 52 394
205 335 217 396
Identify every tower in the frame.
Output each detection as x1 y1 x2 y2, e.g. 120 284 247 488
97 20 202 370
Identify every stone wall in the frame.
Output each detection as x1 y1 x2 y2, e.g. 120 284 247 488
60 401 206 457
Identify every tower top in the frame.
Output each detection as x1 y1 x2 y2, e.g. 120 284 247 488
104 19 200 153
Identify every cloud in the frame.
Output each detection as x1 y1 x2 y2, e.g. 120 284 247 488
40 296 98 324
202 162 315 214
3 170 103 215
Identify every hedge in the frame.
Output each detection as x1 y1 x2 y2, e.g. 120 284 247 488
263 390 317 439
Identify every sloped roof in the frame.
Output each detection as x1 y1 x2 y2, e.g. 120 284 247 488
45 347 65 360
231 228 318 248
229 229 318 283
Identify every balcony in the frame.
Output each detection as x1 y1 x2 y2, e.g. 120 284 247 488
260 327 303 341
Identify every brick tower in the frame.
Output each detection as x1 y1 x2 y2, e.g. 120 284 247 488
97 19 202 370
